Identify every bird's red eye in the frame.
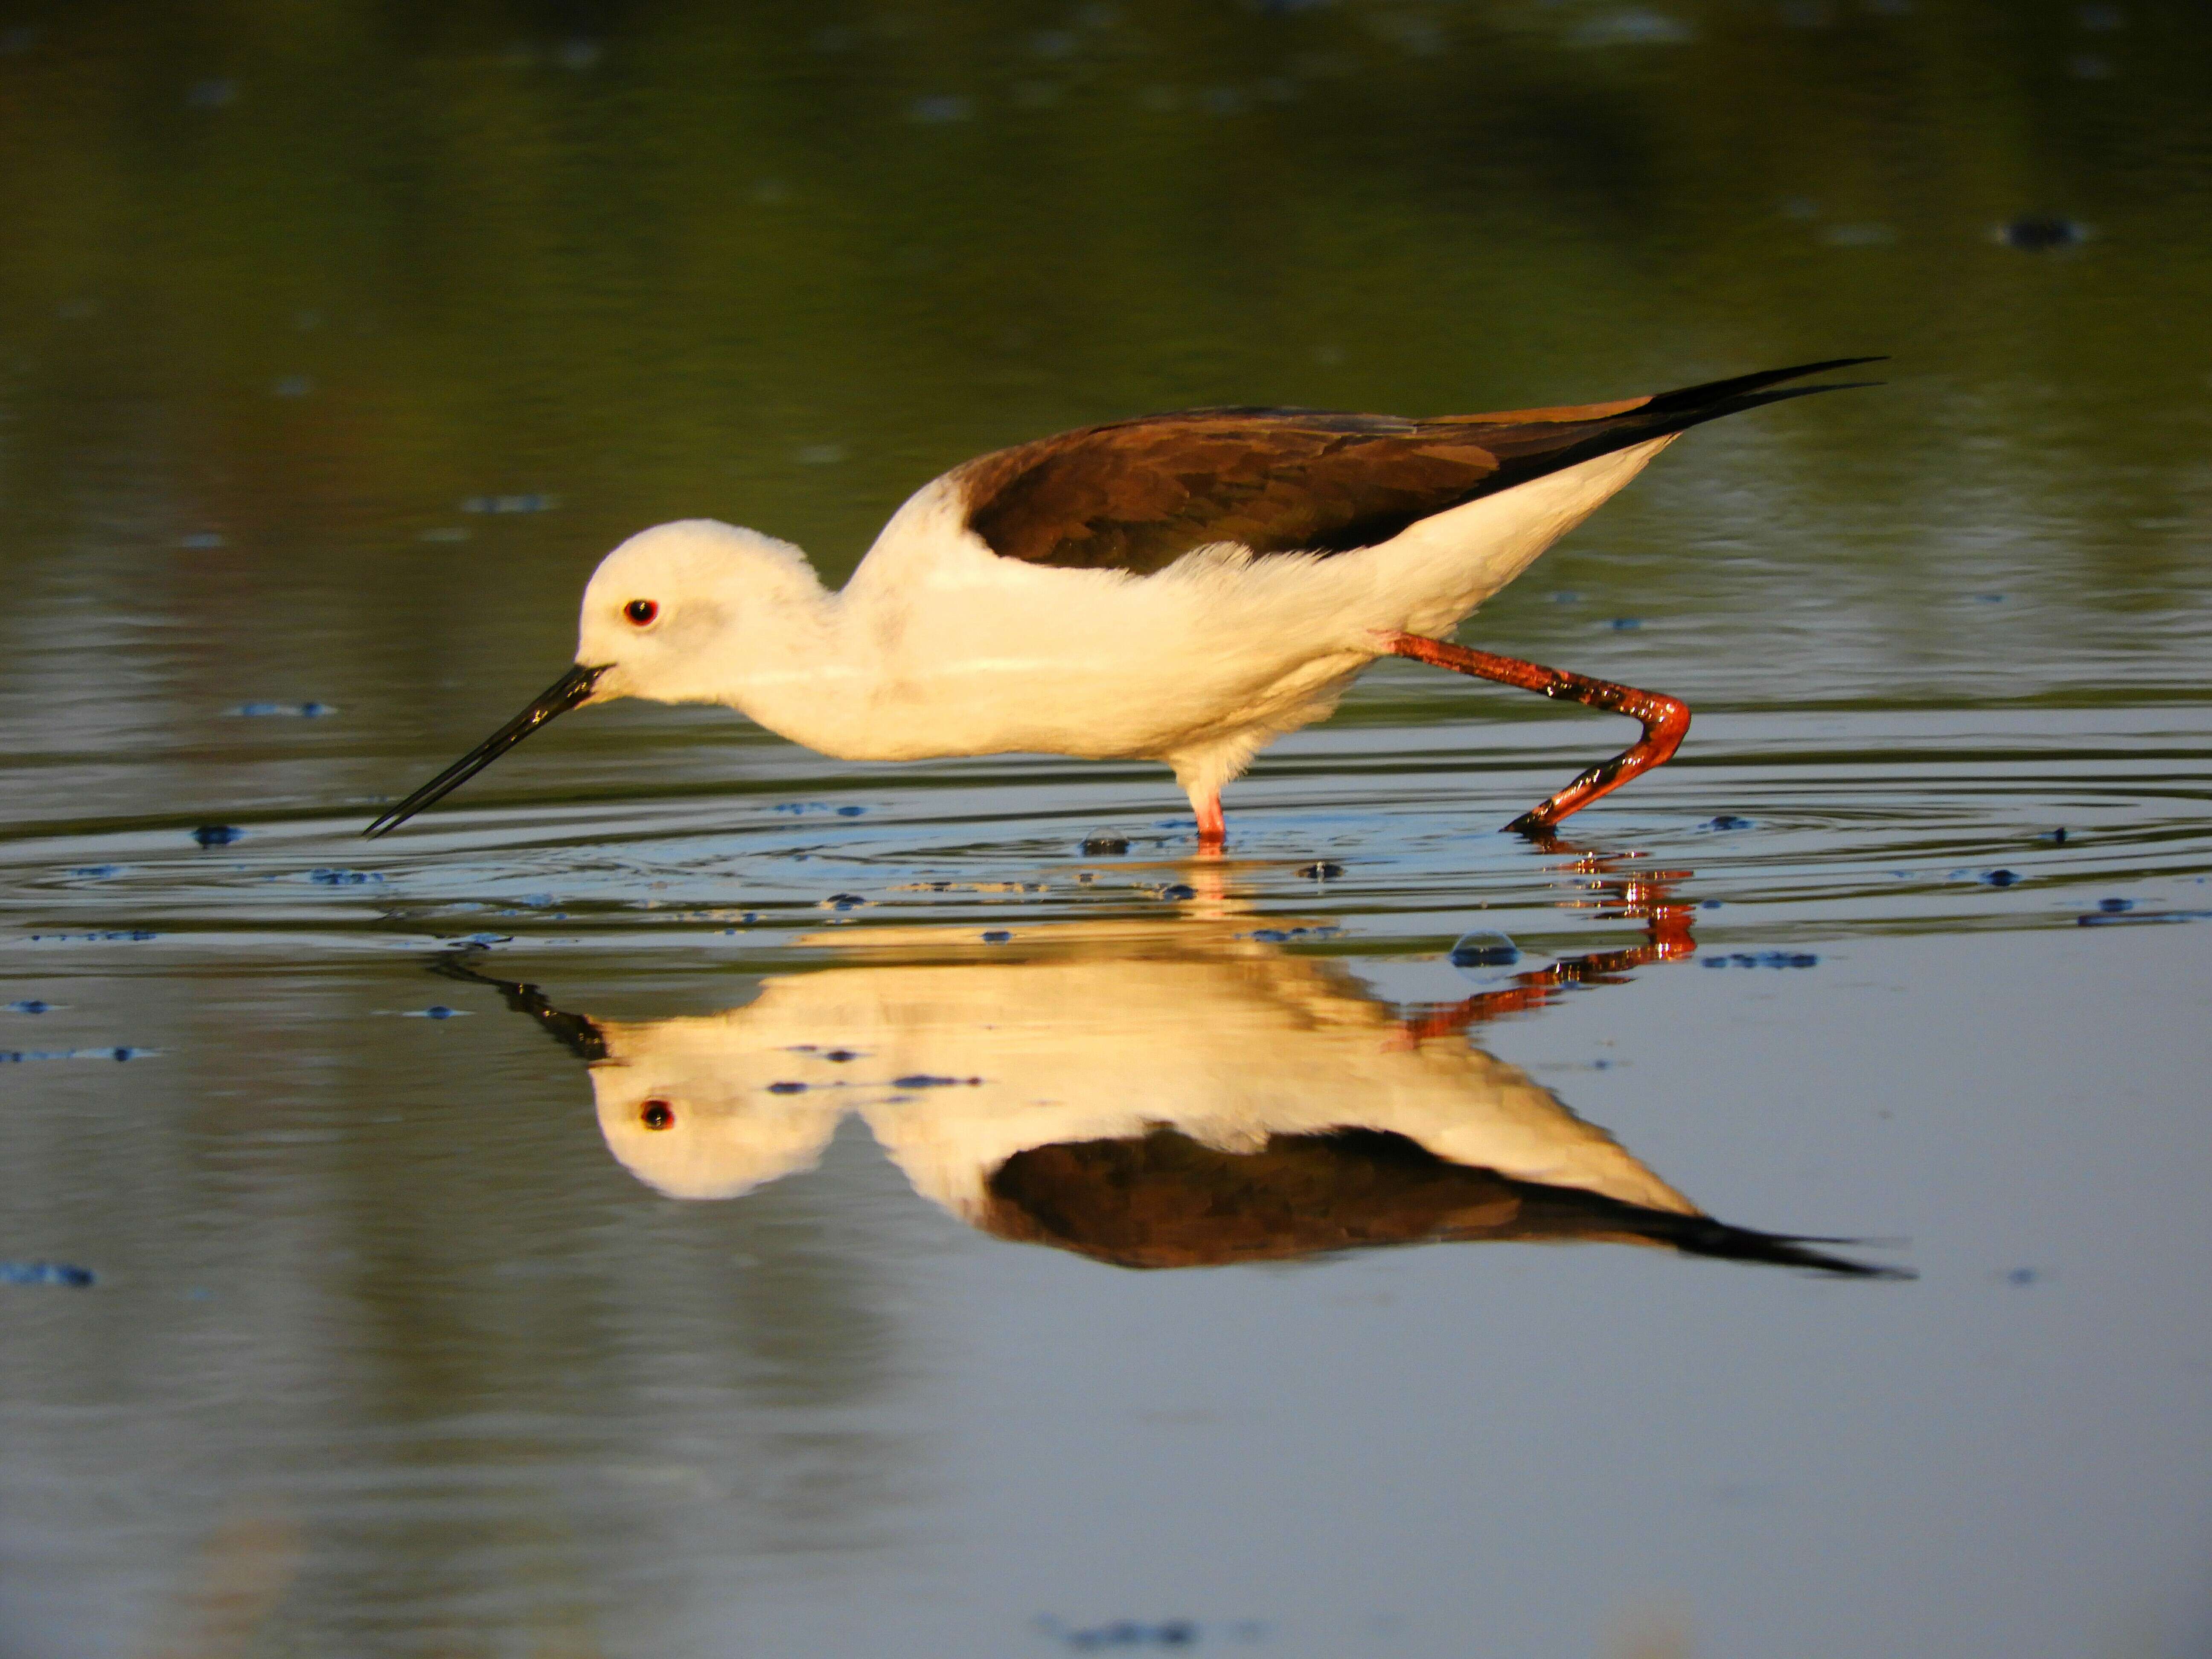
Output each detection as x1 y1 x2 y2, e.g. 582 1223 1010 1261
640 1099 675 1130
624 599 658 626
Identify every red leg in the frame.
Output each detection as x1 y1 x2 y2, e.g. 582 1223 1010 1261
1388 632 1691 836
1194 792 1225 854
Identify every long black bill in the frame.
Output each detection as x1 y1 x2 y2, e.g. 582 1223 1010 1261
363 663 608 838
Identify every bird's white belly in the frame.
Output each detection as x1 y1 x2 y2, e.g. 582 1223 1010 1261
842 630 1370 763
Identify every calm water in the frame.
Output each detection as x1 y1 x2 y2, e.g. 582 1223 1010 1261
3 3 2211 1656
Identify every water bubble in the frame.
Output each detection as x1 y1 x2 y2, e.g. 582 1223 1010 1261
192 825 244 847
1997 216 2087 251
2097 896 2133 913
1608 617 1643 630
1822 222 1898 247
1705 815 1754 831
0 1261 96 1288
236 700 338 718
1982 869 2020 888
1158 883 1196 901
461 493 559 514
1571 9 1695 46
1297 861 1344 880
981 929 1013 943
1449 929 1519 968
1081 832 1130 855
5 1001 50 1014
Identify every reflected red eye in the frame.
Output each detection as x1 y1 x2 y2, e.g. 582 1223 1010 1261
640 1099 675 1130
624 599 658 626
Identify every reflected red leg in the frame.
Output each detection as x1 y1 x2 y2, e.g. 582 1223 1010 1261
1387 632 1691 836
1397 848 1696 1044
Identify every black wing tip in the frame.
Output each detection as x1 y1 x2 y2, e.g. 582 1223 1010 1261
1644 356 1889 413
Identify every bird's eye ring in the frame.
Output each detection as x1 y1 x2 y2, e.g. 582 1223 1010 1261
624 599 659 626
640 1098 675 1130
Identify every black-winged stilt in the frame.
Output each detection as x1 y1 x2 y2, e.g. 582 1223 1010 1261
365 359 1876 847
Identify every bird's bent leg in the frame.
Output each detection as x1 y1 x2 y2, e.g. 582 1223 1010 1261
1386 632 1691 836
1193 792 1226 854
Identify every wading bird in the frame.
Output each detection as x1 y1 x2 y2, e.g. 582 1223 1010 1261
366 359 1874 846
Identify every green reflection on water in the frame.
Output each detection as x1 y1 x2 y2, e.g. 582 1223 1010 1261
4 0 2208 604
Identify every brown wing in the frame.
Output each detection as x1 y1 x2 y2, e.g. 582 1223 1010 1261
952 359 1878 573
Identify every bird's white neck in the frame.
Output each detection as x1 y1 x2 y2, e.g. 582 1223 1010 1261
684 557 877 757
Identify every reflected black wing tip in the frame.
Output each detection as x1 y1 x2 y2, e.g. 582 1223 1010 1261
1675 1217 1915 1278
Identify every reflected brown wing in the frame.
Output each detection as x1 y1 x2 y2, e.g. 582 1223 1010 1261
980 1126 1897 1275
952 359 1878 573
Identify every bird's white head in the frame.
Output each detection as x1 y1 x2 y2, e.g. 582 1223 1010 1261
577 518 824 707
362 517 830 838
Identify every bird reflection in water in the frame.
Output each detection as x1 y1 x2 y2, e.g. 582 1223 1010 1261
437 856 1903 1278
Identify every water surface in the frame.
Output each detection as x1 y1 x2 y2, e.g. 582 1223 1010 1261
3 3 2210 1656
